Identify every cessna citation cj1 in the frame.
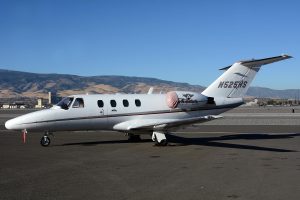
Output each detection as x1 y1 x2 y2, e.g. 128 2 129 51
5 55 292 146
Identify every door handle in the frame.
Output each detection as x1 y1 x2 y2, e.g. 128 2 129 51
112 109 117 112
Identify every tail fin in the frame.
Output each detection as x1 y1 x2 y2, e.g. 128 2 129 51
201 55 292 98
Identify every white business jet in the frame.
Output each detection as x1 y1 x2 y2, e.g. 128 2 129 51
5 55 291 146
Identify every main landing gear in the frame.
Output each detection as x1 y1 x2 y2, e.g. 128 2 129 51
126 132 168 146
152 131 168 146
127 134 142 142
40 132 52 147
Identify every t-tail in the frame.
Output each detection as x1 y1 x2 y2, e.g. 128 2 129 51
202 55 292 98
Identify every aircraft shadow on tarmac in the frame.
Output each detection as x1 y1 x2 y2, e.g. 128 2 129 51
61 133 300 152
165 133 300 152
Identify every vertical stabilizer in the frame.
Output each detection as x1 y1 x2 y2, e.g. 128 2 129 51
201 55 292 98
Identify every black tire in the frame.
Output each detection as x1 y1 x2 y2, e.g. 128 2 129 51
154 136 168 146
160 139 168 146
40 136 51 147
128 134 142 142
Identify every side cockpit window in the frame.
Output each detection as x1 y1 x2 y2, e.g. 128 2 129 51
57 97 74 110
72 98 84 108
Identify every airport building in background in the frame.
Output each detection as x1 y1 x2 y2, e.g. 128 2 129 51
48 91 60 105
35 98 43 108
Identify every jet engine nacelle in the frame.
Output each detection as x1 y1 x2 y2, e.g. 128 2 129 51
166 91 209 109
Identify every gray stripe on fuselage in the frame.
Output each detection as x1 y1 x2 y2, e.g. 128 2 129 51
21 102 243 125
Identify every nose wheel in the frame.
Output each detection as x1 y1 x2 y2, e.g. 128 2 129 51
40 136 50 147
40 133 51 147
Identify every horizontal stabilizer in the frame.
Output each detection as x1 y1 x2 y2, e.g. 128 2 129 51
220 54 292 71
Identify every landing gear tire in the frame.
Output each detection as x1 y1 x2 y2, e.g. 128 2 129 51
40 136 51 147
153 135 168 146
155 138 168 146
128 134 142 142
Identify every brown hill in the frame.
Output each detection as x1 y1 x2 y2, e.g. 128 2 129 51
1 69 298 100
0 69 205 98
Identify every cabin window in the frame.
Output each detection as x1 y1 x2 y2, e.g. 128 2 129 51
72 98 84 108
123 99 129 107
135 99 141 107
57 97 74 110
110 100 117 107
98 100 104 108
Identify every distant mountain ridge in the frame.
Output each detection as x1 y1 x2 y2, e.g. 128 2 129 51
0 69 205 98
247 87 300 99
0 69 298 99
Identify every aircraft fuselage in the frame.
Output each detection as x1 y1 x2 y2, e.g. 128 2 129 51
5 93 242 133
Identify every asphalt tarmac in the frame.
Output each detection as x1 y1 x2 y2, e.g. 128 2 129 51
1 108 300 200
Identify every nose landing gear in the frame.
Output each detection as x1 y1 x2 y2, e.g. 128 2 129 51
40 136 50 147
40 132 52 147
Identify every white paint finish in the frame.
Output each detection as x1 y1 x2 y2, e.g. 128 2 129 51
202 55 291 98
4 93 231 132
4 55 292 144
152 131 167 142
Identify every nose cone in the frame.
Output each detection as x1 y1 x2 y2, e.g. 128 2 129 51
5 110 50 131
5 119 17 130
5 113 38 130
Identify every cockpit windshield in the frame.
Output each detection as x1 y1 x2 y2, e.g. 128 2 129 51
56 97 74 110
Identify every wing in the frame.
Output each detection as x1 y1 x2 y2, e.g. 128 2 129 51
113 115 222 132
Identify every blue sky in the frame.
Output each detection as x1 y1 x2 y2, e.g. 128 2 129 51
0 0 299 89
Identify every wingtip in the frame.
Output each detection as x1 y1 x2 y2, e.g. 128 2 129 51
281 54 293 59
219 54 292 71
